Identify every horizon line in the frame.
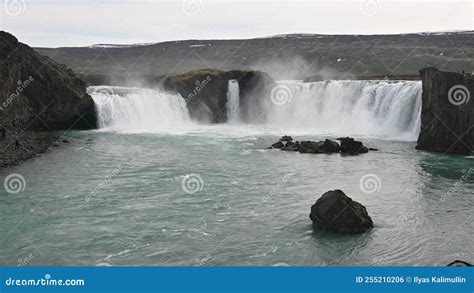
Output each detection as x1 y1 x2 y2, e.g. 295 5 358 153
28 29 474 49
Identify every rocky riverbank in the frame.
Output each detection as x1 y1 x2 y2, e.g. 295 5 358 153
0 130 56 168
0 31 97 168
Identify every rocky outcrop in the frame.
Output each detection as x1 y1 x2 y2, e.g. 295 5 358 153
0 31 97 130
416 67 473 155
269 136 372 156
0 31 96 167
310 190 374 234
447 260 472 267
337 137 369 155
162 69 275 123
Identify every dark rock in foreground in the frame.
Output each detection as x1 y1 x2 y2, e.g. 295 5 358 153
270 141 284 149
279 135 293 142
310 190 374 234
338 137 369 155
323 139 340 153
269 136 372 156
281 141 299 152
447 260 472 267
299 141 325 153
416 67 473 155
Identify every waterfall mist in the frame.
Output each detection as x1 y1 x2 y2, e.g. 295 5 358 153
89 80 422 141
89 86 191 132
259 80 422 140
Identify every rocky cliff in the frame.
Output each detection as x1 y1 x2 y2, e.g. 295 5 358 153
416 67 473 155
162 69 275 123
0 31 97 130
0 31 97 167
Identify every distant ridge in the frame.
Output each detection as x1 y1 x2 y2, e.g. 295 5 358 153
81 30 474 49
35 31 474 79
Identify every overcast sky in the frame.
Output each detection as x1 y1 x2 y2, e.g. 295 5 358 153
0 0 472 47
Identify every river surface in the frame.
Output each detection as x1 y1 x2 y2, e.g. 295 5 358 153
0 81 472 266
0 128 472 266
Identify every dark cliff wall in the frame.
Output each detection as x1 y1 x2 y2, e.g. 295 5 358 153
162 69 275 123
416 67 473 155
0 31 97 131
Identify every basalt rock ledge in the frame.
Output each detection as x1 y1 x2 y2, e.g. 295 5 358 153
416 67 473 155
162 69 275 123
0 31 97 167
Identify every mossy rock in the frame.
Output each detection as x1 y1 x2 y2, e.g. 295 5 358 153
162 68 275 123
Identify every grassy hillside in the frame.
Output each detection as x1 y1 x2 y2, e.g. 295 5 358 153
35 32 474 79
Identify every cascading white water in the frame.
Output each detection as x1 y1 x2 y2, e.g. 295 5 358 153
88 80 422 140
226 79 240 123
88 86 191 132
265 80 422 140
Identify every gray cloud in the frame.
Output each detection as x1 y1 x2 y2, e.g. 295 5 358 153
0 0 472 47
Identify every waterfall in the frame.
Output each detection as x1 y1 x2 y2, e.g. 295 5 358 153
88 80 423 141
88 86 191 132
226 79 240 123
263 80 422 140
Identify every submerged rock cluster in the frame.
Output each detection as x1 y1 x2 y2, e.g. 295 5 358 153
269 136 376 155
